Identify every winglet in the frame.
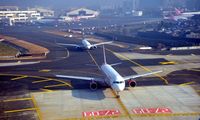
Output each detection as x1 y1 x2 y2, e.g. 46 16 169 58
103 45 107 64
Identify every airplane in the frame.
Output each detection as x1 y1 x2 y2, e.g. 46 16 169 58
56 39 113 50
56 45 162 98
164 8 200 21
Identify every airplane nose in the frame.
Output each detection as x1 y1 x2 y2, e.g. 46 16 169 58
115 85 124 92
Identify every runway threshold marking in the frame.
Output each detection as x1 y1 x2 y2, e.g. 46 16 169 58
3 97 32 102
31 95 42 120
106 49 169 85
4 108 37 113
11 75 28 80
179 81 196 86
87 51 101 70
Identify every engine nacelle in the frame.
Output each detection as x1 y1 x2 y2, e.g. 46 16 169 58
75 46 80 49
93 46 97 49
90 81 98 90
128 79 137 88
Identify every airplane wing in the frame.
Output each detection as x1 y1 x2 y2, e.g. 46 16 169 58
123 70 162 81
56 75 103 82
56 43 80 47
91 41 113 47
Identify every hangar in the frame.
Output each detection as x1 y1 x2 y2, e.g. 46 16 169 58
66 8 99 19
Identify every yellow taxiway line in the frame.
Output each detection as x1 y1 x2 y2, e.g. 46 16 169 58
39 69 51 72
3 97 32 102
31 95 42 120
110 89 132 119
0 73 73 89
106 49 169 85
179 81 195 86
40 88 53 92
32 79 53 83
159 61 177 65
44 84 67 88
11 75 28 80
4 108 37 114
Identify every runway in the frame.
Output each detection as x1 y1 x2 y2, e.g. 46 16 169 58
0 26 199 120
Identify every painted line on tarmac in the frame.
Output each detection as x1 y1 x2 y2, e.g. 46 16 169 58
3 97 32 102
11 75 28 80
40 88 53 92
110 89 132 119
87 51 101 70
159 61 177 65
106 49 169 85
64 112 200 120
0 73 73 89
4 108 37 114
32 79 53 83
39 69 51 72
44 84 67 88
31 95 42 120
179 81 195 86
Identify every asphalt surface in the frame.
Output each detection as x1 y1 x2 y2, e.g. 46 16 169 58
0 26 199 120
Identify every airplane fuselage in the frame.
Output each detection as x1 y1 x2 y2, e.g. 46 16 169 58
101 63 125 92
81 39 92 49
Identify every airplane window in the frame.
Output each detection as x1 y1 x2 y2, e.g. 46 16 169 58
113 81 124 84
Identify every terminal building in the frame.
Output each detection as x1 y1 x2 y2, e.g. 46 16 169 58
0 10 42 26
61 8 99 22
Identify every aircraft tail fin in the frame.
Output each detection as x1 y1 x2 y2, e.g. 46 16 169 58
103 45 107 64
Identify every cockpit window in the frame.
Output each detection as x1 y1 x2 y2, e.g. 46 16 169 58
113 81 124 84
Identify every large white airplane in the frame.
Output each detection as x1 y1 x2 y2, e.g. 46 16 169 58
56 45 162 97
57 39 113 50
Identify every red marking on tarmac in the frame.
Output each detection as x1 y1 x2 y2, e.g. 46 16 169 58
83 109 121 117
132 107 172 114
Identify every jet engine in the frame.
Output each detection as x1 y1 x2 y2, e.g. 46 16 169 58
91 46 97 49
128 79 137 88
90 81 98 90
75 46 81 49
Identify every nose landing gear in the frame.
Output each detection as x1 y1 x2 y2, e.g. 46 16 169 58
116 91 120 98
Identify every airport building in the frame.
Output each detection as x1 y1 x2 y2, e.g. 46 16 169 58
61 8 99 22
0 10 42 26
0 6 19 11
28 7 54 17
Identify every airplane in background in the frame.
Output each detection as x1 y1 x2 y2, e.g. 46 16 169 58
56 39 113 50
175 8 200 17
56 45 162 97
164 8 200 21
